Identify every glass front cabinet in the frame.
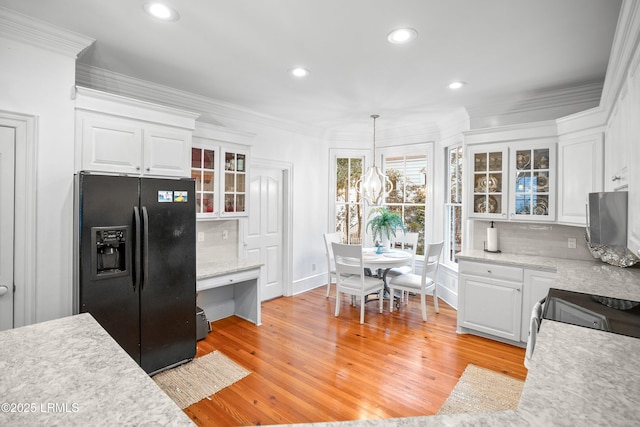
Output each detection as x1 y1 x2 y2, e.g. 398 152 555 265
467 141 556 222
191 145 249 218
509 143 555 221
468 146 508 219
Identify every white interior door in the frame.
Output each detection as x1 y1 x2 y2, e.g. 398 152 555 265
245 166 283 301
0 125 16 331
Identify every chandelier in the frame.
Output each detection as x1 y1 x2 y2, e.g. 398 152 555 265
358 114 392 206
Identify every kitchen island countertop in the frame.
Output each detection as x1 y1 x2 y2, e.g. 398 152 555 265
0 313 194 426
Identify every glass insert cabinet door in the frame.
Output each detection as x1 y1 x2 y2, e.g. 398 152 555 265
512 147 552 219
223 150 247 215
192 147 216 215
470 148 507 218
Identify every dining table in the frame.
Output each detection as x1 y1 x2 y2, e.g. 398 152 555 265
361 248 412 303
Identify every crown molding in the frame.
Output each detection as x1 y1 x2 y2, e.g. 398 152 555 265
466 81 603 121
600 0 640 116
0 6 94 57
75 63 325 138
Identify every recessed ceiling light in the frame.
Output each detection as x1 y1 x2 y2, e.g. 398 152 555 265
387 28 418 44
143 2 180 21
448 81 467 90
290 67 310 78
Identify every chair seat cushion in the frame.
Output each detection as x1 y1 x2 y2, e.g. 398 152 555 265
339 275 383 293
389 273 434 290
386 265 412 277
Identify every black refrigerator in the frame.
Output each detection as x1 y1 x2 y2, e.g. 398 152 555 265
74 172 196 375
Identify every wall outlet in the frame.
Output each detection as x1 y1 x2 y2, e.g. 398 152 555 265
568 238 577 249
197 232 205 242
222 230 229 239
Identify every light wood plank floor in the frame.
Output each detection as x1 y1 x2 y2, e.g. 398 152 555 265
185 287 527 426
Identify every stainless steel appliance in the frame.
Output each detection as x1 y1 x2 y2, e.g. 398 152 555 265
525 288 640 367
588 191 628 246
74 172 196 375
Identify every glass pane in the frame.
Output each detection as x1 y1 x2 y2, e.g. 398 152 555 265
488 152 502 171
516 150 531 170
452 205 462 262
225 152 235 171
533 195 549 215
474 195 499 214
202 193 214 213
533 149 549 169
236 174 245 192
225 173 235 192
335 204 347 242
449 147 463 204
236 194 245 213
336 158 349 202
534 171 549 192
515 172 531 193
404 205 425 255
202 172 214 192
488 173 501 192
515 194 531 215
348 158 363 201
224 194 235 212
236 154 246 172
191 148 201 168
347 204 362 244
191 170 202 191
474 153 487 172
203 149 215 169
474 173 487 193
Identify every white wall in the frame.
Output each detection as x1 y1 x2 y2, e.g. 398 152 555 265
0 35 87 324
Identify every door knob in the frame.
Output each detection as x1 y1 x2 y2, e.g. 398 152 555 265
0 285 8 297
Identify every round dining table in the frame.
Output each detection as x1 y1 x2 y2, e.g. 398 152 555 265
361 249 412 302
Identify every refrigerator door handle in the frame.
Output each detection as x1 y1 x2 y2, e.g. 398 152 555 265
142 206 150 290
133 206 141 292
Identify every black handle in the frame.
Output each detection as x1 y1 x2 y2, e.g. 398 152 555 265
133 206 141 292
142 206 149 290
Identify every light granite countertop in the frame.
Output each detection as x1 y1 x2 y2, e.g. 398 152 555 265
284 251 640 426
0 313 194 426
197 259 263 280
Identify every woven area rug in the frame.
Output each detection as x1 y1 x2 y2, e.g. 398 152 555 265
152 350 250 409
437 364 524 415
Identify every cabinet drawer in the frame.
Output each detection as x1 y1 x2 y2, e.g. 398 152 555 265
459 260 523 282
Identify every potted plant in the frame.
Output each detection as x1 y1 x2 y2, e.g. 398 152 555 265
366 207 405 252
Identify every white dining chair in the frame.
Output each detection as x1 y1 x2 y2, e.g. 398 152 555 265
332 242 385 324
389 241 444 321
323 232 342 298
387 231 419 302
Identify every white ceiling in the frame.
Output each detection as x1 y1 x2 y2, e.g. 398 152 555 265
0 0 623 132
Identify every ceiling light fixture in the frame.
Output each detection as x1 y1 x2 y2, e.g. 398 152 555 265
448 81 467 90
387 28 418 44
143 2 180 21
290 67 310 78
357 115 393 206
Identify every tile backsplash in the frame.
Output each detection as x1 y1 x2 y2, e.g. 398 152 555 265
472 221 594 261
196 220 239 265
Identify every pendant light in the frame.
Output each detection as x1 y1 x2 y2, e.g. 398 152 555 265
358 114 392 206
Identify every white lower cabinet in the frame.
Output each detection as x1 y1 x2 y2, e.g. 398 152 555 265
458 259 556 345
458 260 524 342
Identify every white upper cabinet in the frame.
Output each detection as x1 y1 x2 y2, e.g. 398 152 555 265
508 142 556 222
74 87 199 177
556 131 604 226
191 122 254 219
464 122 557 222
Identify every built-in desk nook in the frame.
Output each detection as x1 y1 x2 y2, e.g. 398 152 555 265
197 260 263 325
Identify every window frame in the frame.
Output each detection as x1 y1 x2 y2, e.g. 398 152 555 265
444 143 464 270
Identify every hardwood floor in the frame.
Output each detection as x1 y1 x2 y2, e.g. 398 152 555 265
185 287 527 426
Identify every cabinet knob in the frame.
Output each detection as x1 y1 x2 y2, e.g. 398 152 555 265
136 166 141 171
487 270 492 274
611 175 621 181
146 167 150 172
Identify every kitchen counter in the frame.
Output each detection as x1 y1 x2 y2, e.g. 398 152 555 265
284 251 640 426
197 259 263 280
0 313 193 426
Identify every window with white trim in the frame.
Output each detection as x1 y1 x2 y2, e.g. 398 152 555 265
334 156 364 244
445 145 463 267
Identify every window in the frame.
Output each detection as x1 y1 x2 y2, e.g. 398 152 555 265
445 145 463 266
385 154 428 255
335 156 364 244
